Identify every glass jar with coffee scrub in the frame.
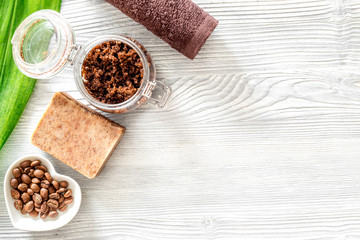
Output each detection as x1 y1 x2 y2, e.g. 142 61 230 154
11 10 171 113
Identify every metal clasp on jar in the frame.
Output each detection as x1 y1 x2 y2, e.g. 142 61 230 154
143 81 172 108
66 45 82 66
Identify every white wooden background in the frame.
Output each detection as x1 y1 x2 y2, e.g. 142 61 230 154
2 0 360 239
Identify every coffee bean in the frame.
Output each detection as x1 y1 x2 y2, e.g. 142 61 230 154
40 188 48 198
21 208 27 215
48 210 58 218
12 168 21 178
48 186 56 194
35 165 47 172
34 169 44 179
28 169 35 178
30 160 41 167
40 211 48 219
24 167 31 174
59 181 68 188
58 202 67 212
10 178 18 189
14 200 23 210
17 183 28 192
32 178 41 184
11 161 73 219
64 196 73 205
20 160 31 168
59 195 64 204
47 199 59 209
33 193 42 204
29 210 39 217
49 193 60 200
52 180 59 190
56 187 66 194
40 180 50 188
64 189 72 198
40 202 48 213
21 192 31 203
30 183 40 193
21 174 31 184
44 172 53 182
24 201 34 212
27 188 34 196
11 189 20 199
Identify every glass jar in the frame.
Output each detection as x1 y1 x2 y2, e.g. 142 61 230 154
11 10 171 113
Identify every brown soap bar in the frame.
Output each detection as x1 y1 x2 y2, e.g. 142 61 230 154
106 0 218 59
31 92 125 179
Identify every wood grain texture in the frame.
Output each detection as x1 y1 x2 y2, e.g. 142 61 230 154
2 0 360 239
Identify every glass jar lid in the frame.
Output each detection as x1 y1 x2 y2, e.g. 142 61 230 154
11 10 75 79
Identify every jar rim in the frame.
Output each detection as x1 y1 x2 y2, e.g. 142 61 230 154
11 10 74 79
73 35 152 112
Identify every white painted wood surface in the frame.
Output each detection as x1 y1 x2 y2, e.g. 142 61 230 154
2 0 360 239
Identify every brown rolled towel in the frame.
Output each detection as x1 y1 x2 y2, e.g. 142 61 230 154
106 0 218 59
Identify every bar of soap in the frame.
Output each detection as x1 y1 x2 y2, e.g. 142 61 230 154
31 92 125 179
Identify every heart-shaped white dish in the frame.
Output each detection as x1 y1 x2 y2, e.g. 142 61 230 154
4 155 82 231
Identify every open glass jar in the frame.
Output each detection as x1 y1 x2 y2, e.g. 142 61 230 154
11 10 171 113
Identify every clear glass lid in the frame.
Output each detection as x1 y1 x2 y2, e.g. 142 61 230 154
11 10 75 79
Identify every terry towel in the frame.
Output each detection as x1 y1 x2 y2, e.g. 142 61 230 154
106 0 218 59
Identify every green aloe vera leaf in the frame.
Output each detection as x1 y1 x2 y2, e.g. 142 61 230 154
0 0 62 150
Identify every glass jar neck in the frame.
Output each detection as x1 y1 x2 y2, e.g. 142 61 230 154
72 35 153 112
